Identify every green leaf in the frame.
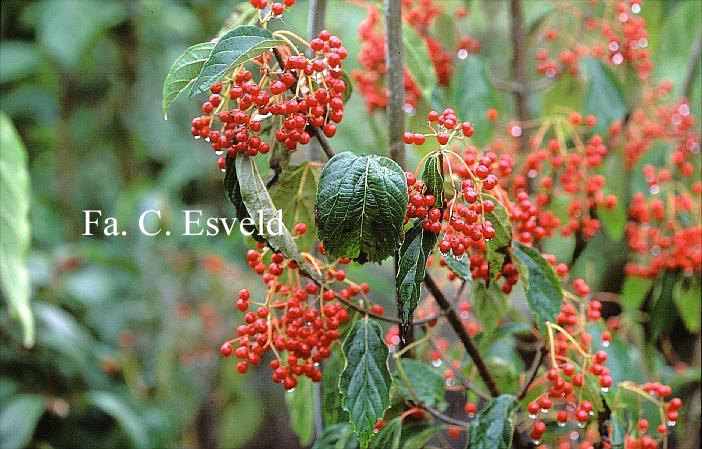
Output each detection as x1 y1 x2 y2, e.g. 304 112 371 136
269 163 321 252
443 254 472 281
339 70 354 105
340 319 392 448
673 276 701 332
403 23 437 102
315 152 408 263
468 394 518 449
452 55 498 146
394 359 447 410
0 113 34 347
0 42 42 84
223 156 265 243
162 42 215 115
582 57 627 136
619 276 653 311
0 394 45 449
323 348 349 426
609 412 626 449
312 423 359 449
37 0 127 68
286 376 315 446
189 25 284 98
422 154 444 207
396 220 439 337
473 282 509 350
373 418 403 449
650 271 679 340
597 201 626 241
511 242 563 331
483 194 511 281
235 154 314 271
88 391 149 449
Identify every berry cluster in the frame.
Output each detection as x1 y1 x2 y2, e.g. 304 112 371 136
249 0 296 19
189 30 347 171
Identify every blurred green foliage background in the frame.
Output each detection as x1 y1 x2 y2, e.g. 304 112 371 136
0 1 700 449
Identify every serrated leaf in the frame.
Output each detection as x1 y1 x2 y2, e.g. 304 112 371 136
396 220 439 338
0 394 45 449
312 423 359 449
315 152 408 263
223 156 265 243
88 391 149 449
269 163 321 252
394 359 447 410
323 348 349 426
582 57 627 136
235 154 314 272
443 254 472 281
340 319 392 448
162 42 215 114
452 55 498 146
286 375 315 446
619 276 653 311
422 154 444 207
189 25 284 98
403 23 437 102
511 242 563 331
0 114 34 347
467 394 518 449
673 276 701 332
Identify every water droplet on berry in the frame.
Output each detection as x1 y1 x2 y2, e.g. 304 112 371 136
532 439 541 445
631 3 641 13
432 358 442 367
194 136 201 140
215 150 224 156
600 387 609 393
678 103 690 116
164 114 168 121
528 169 538 178
403 104 416 115
612 53 624 65
618 12 629 22
220 168 226 173
557 421 566 428
510 126 522 137
570 431 580 440
528 413 537 419
602 340 610 348
649 184 660 194
667 420 676 427
287 388 296 393
651 245 661 256
205 137 211 142
457 49 468 60
609 41 619 52
638 38 648 48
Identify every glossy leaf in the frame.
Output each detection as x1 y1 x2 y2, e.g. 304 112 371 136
483 194 511 281
162 42 215 114
315 152 408 263
312 424 358 449
422 154 444 207
582 57 627 136
511 242 563 331
0 394 45 449
396 220 439 337
189 25 284 97
403 23 437 102
443 254 472 281
286 375 315 446
0 114 34 347
223 156 264 242
322 348 349 426
269 163 321 252
340 319 392 448
394 359 447 410
468 394 518 449
236 154 314 272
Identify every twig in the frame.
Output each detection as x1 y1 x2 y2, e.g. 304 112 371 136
517 344 546 400
424 273 501 397
384 0 406 169
683 31 702 100
422 405 470 427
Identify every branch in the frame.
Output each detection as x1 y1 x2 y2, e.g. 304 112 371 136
517 344 546 400
424 273 501 397
683 31 702 100
384 0 406 169
422 404 470 427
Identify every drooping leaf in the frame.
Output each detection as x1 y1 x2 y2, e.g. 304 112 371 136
88 391 149 449
396 220 439 337
322 348 349 426
269 163 321 252
468 394 519 449
403 23 437 102
286 375 315 446
162 42 215 114
224 156 265 243
373 417 403 449
315 152 408 263
443 254 472 281
339 70 354 104
0 394 45 449
673 276 701 332
483 194 511 281
597 200 627 242
340 319 392 448
452 55 499 146
422 154 444 207
189 25 284 98
609 412 626 449
582 57 627 136
236 154 317 271
394 359 447 410
650 271 680 339
511 242 563 331
0 114 34 347
619 276 653 311
312 423 359 449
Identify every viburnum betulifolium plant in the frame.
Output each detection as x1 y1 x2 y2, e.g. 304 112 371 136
162 1 700 448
